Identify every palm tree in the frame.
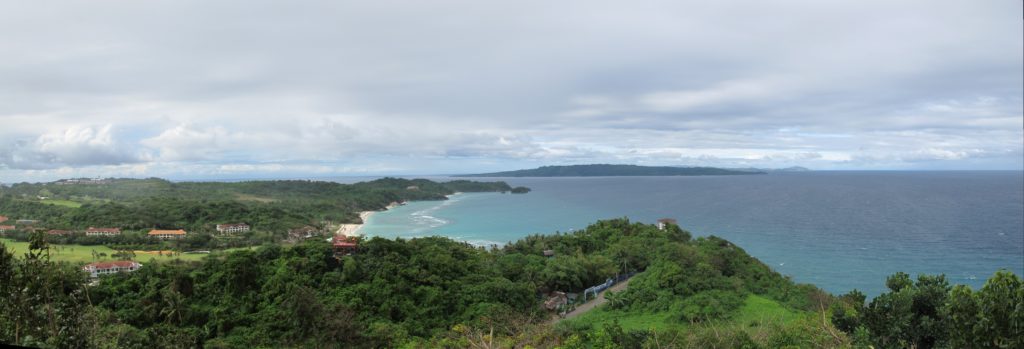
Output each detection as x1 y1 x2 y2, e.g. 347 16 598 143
159 288 186 325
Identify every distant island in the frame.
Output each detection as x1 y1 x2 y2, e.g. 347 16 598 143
456 164 766 177
728 166 811 173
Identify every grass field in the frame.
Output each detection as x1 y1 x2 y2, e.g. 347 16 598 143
39 199 84 208
565 294 803 332
0 238 212 264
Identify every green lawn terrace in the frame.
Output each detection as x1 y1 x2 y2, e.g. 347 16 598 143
0 238 211 263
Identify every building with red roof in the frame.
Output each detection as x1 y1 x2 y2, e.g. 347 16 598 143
82 261 142 278
332 235 359 255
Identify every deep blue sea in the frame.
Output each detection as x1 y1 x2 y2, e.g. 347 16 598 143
354 171 1024 296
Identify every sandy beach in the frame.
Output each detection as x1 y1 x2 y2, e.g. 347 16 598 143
336 202 401 237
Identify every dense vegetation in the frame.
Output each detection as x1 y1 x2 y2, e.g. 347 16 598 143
457 164 764 177
0 178 514 249
2 218 1019 348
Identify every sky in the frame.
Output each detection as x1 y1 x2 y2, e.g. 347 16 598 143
1 0 1022 182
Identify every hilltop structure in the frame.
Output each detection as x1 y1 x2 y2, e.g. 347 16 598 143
656 218 677 230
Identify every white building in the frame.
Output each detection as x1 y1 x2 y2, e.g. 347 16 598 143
656 218 678 230
216 223 250 234
82 261 142 278
86 227 122 237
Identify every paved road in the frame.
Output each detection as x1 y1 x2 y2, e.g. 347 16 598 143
556 277 634 322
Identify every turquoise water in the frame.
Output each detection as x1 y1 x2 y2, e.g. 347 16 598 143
357 172 1024 296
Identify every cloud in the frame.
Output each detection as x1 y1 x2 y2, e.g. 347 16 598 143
0 0 1020 180
0 125 141 169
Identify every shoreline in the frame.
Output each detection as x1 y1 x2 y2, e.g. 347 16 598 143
334 193 463 238
336 201 401 237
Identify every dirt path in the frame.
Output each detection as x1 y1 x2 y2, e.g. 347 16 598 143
553 276 634 323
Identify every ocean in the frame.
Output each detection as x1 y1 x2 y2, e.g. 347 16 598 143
355 171 1024 296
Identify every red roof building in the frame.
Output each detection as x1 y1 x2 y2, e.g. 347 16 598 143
82 261 142 278
0 225 15 233
332 235 359 255
0 216 7 223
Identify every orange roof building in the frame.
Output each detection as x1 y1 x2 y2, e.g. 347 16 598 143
0 225 15 233
148 229 187 239
0 216 7 223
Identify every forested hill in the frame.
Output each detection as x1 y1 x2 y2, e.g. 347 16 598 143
2 218 1020 348
457 164 764 177
0 177 514 234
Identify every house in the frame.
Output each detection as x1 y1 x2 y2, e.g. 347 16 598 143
405 185 420 191
148 229 187 240
656 218 677 230
0 215 7 223
543 250 555 258
16 219 39 225
82 261 142 278
47 229 72 236
544 291 568 311
332 235 359 255
286 226 319 243
0 225 15 234
85 227 121 237
216 223 250 234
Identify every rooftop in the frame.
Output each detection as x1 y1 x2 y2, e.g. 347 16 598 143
148 229 187 235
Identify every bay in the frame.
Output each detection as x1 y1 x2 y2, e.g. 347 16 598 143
356 171 1024 296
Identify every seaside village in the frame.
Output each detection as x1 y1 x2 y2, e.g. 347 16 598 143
0 213 363 280
1 211 680 317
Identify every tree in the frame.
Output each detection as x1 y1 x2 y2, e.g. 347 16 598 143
973 270 1024 348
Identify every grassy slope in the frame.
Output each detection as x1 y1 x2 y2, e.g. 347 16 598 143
566 294 802 332
0 238 210 264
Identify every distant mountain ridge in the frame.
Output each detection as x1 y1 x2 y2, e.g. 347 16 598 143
456 164 765 177
728 166 811 173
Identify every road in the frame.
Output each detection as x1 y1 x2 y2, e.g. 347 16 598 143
555 276 634 322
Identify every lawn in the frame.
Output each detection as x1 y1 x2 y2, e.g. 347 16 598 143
39 199 83 208
565 294 802 332
0 238 212 264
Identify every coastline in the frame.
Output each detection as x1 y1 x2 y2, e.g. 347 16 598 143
335 193 463 238
336 201 401 237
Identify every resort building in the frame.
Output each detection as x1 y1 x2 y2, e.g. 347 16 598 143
0 215 7 223
148 229 187 240
333 235 359 255
86 227 122 237
82 261 142 278
47 229 72 236
656 218 678 230
16 219 39 225
0 225 15 233
216 223 250 234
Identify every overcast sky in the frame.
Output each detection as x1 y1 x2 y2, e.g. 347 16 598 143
1 0 1021 182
